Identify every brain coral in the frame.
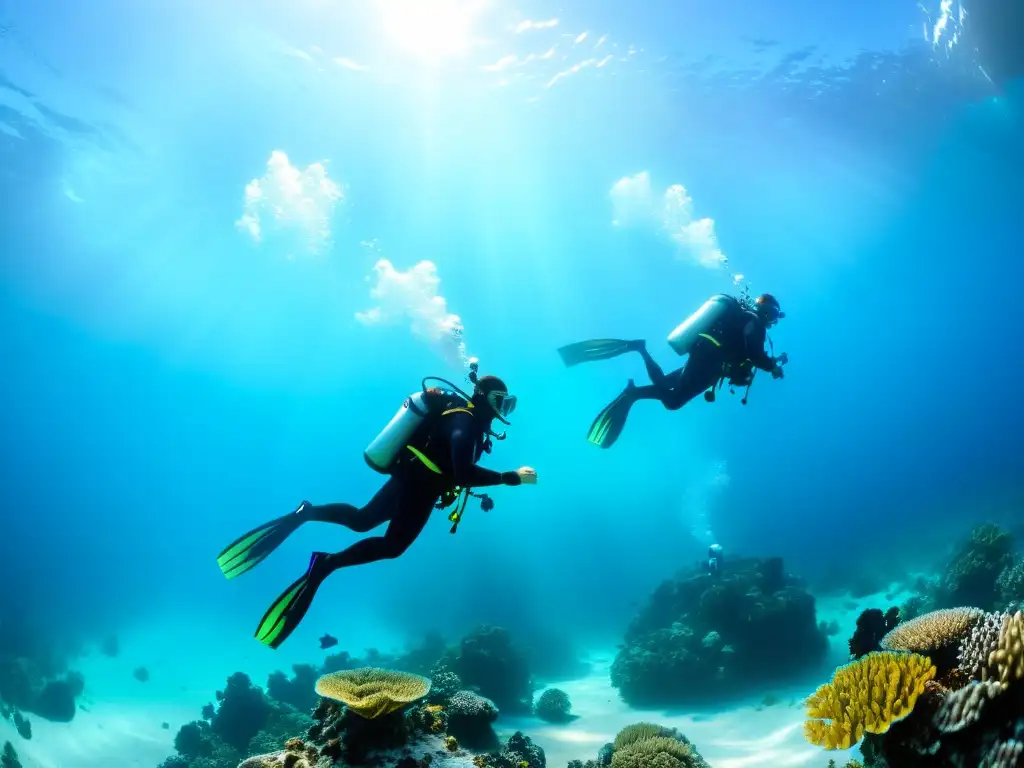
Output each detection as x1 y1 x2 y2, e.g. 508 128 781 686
804 651 936 750
314 667 431 719
880 608 984 655
986 611 1024 688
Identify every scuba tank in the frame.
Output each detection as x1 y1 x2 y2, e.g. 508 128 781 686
666 294 739 356
364 390 435 473
363 364 488 474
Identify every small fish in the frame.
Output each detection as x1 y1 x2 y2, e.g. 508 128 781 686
319 633 339 650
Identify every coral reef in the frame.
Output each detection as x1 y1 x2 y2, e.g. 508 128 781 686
534 688 573 723
985 612 1024 687
958 611 1005 680
266 665 319 713
803 651 937 750
611 556 829 706
157 671 313 768
942 524 1014 610
996 562 1024 612
806 603 1024 766
314 667 431 719
445 690 500 751
879 608 984 677
848 607 901 659
579 722 711 768
441 625 534 714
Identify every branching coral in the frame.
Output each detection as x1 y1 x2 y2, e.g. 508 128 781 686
985 611 1024 687
314 667 430 719
803 651 936 750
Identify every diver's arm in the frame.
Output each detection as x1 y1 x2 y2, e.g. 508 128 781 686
743 320 777 371
447 414 522 488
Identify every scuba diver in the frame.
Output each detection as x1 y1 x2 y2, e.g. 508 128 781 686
216 362 537 650
557 292 788 449
707 543 724 576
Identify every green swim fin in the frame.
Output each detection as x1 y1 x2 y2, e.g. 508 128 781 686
255 552 332 650
557 339 642 368
216 501 310 579
587 380 638 449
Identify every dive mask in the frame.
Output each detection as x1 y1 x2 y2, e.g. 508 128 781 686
487 390 517 422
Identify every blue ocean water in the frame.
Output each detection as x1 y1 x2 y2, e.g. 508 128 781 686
1 1 1022 766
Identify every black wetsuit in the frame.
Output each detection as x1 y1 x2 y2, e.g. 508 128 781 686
634 307 776 410
304 407 521 572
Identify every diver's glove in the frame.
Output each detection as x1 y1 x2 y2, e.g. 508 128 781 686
501 466 537 485
771 352 788 379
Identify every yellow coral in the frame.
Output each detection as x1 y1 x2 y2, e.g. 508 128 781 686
427 704 444 712
986 611 1024 687
803 651 936 750
880 608 983 654
314 667 431 719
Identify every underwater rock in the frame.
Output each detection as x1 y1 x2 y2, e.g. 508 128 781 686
534 687 573 723
612 556 829 706
11 712 29 740
134 666 150 682
441 625 534 714
30 674 83 722
1 742 22 768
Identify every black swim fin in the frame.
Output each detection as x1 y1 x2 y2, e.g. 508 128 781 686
587 380 638 449
216 501 311 580
557 339 643 367
254 551 333 650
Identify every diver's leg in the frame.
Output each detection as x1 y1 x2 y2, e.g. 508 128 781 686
304 479 401 533
631 351 723 411
252 484 434 650
322 490 436 569
634 343 671 387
